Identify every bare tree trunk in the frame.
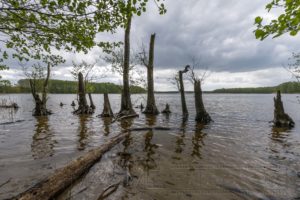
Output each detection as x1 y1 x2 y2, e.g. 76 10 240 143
74 72 93 114
88 93 96 110
179 70 188 118
194 80 211 124
119 14 136 116
101 93 114 117
273 90 294 127
143 34 159 115
30 63 51 116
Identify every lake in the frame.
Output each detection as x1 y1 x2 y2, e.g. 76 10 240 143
0 93 299 200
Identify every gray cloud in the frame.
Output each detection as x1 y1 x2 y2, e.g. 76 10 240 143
1 0 299 90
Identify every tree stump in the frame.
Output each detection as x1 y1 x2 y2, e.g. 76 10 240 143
88 93 96 110
194 80 211 124
100 93 114 117
162 103 171 114
273 90 295 127
73 72 94 114
179 65 189 118
71 101 76 107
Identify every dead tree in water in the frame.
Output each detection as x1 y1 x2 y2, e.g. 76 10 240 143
88 93 96 110
177 65 190 118
26 63 52 116
273 90 295 127
119 12 136 117
73 72 94 114
100 93 114 117
189 62 212 124
137 34 159 115
162 103 171 114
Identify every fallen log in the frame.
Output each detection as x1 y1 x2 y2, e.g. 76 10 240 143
13 132 130 200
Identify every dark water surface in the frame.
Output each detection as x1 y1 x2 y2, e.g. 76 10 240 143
0 93 299 200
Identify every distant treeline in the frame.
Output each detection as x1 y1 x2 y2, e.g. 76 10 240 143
211 82 300 94
0 79 146 94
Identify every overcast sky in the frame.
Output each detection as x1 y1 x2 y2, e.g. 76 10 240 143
2 0 300 91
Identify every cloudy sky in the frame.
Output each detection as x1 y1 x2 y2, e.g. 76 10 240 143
2 0 300 91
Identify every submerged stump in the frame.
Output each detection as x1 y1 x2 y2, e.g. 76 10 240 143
194 80 211 124
162 103 171 114
73 72 94 115
88 93 96 110
273 90 294 128
100 93 114 117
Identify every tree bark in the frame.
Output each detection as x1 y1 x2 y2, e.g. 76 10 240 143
30 63 51 116
88 93 96 110
179 70 188 118
273 90 294 127
13 132 130 200
119 13 136 116
74 72 93 114
143 34 159 115
194 80 211 124
101 93 114 117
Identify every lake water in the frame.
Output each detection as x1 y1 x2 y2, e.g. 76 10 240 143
0 93 299 200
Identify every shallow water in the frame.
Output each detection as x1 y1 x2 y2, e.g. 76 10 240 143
0 93 299 200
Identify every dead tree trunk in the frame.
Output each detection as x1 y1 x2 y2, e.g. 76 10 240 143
194 80 211 124
100 93 114 117
74 72 93 114
29 63 51 116
14 132 130 200
143 34 159 115
119 14 136 117
179 65 189 118
273 90 294 127
88 93 96 110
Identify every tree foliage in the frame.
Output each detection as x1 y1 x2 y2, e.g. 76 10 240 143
255 0 300 40
0 0 166 67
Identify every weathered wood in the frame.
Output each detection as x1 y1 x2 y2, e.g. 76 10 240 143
194 80 211 124
179 65 189 118
143 34 159 115
100 93 114 117
29 63 52 116
162 103 171 114
273 90 295 127
119 12 136 116
88 93 96 110
73 72 94 114
13 132 130 200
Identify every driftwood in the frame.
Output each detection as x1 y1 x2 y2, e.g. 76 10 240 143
161 103 171 114
97 182 120 200
273 90 295 127
112 114 138 123
0 103 19 109
13 132 130 200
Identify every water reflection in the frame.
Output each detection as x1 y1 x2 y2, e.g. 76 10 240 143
77 115 93 151
101 117 112 136
270 127 290 143
174 121 187 155
141 130 158 171
31 116 56 159
145 115 157 126
191 123 206 159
